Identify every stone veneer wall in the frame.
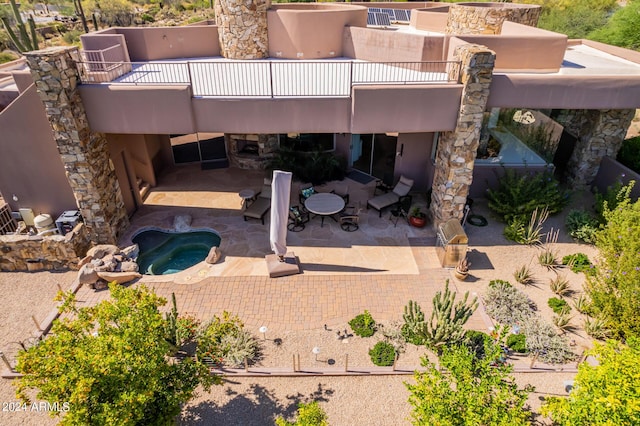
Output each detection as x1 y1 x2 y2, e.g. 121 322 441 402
0 224 91 271
505 5 541 27
445 4 509 35
430 44 495 226
226 133 279 170
566 109 636 187
215 0 270 59
25 47 129 245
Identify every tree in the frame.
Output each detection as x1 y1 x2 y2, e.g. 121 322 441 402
16 284 218 426
275 401 329 426
585 181 640 340
406 344 533 426
590 0 640 51
541 338 640 425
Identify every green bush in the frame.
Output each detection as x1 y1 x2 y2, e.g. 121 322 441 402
595 181 633 223
369 341 396 366
483 281 536 325
268 146 347 185
463 330 493 360
548 297 570 314
0 50 19 64
197 311 260 367
565 210 600 243
562 253 594 274
276 401 329 426
488 279 512 289
506 333 527 353
486 168 570 223
349 310 376 338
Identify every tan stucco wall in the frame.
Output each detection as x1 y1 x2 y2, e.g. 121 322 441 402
79 85 195 134
487 74 640 109
192 98 352 133
268 4 367 59
114 26 220 61
0 85 76 216
106 134 139 215
344 26 446 62
351 85 462 133
80 33 131 63
411 9 450 33
396 132 435 191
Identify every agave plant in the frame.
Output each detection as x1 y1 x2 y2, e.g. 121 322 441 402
513 264 534 285
552 311 573 333
549 275 571 297
573 294 590 314
583 317 610 340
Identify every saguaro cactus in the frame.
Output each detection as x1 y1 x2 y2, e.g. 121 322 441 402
0 0 39 52
423 280 478 351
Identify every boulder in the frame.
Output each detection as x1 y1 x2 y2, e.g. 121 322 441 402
118 261 139 272
77 264 99 286
96 271 142 284
94 254 118 272
205 247 221 264
87 244 121 259
77 255 93 268
121 244 139 260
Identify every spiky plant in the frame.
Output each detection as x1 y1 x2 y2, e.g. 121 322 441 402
583 317 610 340
402 300 426 345
420 280 478 351
0 0 38 52
514 264 534 285
552 311 573 333
538 228 559 269
220 329 260 367
573 294 590 314
549 275 571 297
521 207 549 245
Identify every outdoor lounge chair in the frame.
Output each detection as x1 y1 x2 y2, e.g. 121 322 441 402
367 175 414 217
243 183 272 224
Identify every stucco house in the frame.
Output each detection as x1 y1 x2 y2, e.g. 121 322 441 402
0 1 639 264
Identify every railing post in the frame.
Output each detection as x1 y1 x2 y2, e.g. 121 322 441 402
349 61 354 97
186 61 195 96
269 61 274 99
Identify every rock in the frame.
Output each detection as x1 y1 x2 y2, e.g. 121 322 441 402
94 254 118 272
96 271 142 284
205 246 221 264
121 244 139 260
78 255 93 268
87 244 121 259
174 215 192 232
93 279 109 291
118 261 139 272
77 264 99 286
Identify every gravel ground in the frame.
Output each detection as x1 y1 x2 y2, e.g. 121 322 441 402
0 193 602 425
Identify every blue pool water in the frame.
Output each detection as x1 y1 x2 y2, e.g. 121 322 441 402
132 229 221 275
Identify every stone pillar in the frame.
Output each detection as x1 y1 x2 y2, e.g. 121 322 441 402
430 44 495 227
215 0 270 59
445 4 509 35
566 109 635 187
25 47 129 245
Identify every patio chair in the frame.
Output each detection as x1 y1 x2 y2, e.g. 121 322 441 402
389 195 412 227
367 175 414 217
287 205 310 232
298 183 316 205
339 203 362 232
243 183 272 225
331 183 350 205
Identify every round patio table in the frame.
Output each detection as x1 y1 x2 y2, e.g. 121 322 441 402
304 193 345 227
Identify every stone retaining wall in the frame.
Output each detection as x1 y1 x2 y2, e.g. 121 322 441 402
0 224 91 272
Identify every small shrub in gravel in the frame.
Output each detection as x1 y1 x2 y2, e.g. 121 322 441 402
464 330 493 359
483 280 536 325
565 210 599 244
513 264 534 285
506 333 527 353
521 316 576 364
548 297 570 314
369 341 396 366
562 253 594 275
349 310 377 337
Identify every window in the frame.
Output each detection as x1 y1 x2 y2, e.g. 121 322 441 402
279 133 335 152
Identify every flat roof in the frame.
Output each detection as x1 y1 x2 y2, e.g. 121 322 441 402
560 44 640 75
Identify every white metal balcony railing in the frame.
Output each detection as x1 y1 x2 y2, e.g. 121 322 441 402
77 58 461 98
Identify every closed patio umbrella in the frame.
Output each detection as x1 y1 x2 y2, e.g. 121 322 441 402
270 170 292 261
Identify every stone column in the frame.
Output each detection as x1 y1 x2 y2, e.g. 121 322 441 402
215 0 270 59
430 44 495 227
25 46 129 245
445 4 509 35
566 109 635 187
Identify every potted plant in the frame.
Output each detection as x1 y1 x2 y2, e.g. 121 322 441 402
454 256 470 281
409 206 427 228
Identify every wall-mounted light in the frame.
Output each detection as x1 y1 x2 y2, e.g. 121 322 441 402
396 144 404 157
12 194 18 202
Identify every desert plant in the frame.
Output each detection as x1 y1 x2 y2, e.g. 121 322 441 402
583 317 610 340
548 297 571 314
538 228 560 269
381 321 406 354
276 401 329 426
486 168 569 223
456 257 470 273
369 341 397 366
463 330 493 360
513 264 534 285
549 275 571 297
562 252 595 275
504 207 550 245
197 311 260 367
483 280 537 325
521 316 576 364
552 310 574 333
506 333 527 353
349 310 377 338
565 210 599 243
402 300 426 345
219 329 260 368
573 294 590 314
421 280 478 351
0 0 39 53
594 180 634 223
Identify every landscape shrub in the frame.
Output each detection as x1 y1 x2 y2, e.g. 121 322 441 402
565 210 600 243
197 311 260 367
562 253 594 274
486 168 569 223
521 316 576 364
506 333 527 353
463 330 493 360
268 146 347 185
276 401 329 426
483 280 536 326
594 180 633 223
617 136 640 173
349 310 377 338
369 341 396 366
402 300 425 345
548 297 570 314
488 279 512 289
